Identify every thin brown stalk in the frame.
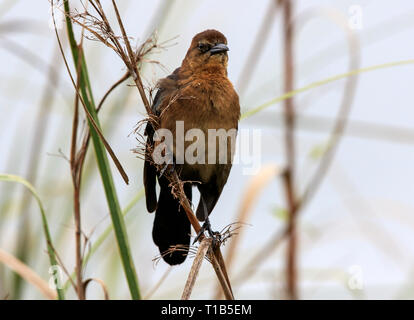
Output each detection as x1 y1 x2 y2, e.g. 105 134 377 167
92 0 127 60
168 173 234 299
70 42 85 300
48 240 78 292
169 173 202 233
76 72 131 186
109 0 152 114
111 0 135 66
167 173 234 299
69 18 118 52
181 238 212 300
72 71 130 185
209 247 234 300
70 67 80 168
68 4 90 299
79 86 130 184
96 71 129 112
282 0 297 300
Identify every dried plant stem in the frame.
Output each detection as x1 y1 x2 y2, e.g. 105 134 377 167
109 0 152 113
71 42 85 300
170 172 202 232
169 172 234 299
282 0 298 300
209 248 234 300
72 70 131 185
181 238 212 300
96 71 130 112
67 2 92 300
83 278 109 300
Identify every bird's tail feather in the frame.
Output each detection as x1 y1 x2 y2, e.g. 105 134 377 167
152 179 192 265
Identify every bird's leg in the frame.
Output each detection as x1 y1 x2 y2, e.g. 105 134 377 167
193 195 221 246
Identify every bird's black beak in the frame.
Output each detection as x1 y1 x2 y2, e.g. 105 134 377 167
209 43 229 55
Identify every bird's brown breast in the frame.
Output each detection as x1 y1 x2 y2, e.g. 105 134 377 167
158 73 240 183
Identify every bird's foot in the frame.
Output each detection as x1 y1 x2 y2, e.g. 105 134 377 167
193 217 221 247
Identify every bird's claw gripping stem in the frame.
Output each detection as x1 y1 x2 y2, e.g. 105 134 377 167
193 217 221 247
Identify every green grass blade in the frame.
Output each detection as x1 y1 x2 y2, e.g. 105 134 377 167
0 174 64 300
63 0 141 300
241 59 414 120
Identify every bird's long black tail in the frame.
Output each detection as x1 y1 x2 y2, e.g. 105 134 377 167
152 178 192 265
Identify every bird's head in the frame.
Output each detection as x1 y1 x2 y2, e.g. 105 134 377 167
182 29 229 73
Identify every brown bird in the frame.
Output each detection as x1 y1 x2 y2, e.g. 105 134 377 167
144 29 240 265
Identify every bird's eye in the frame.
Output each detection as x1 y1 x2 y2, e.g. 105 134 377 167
197 43 210 53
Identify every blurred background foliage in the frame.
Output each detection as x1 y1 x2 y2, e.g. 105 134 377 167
1 0 414 299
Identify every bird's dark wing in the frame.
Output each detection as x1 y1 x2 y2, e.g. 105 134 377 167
151 67 181 115
143 68 181 213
